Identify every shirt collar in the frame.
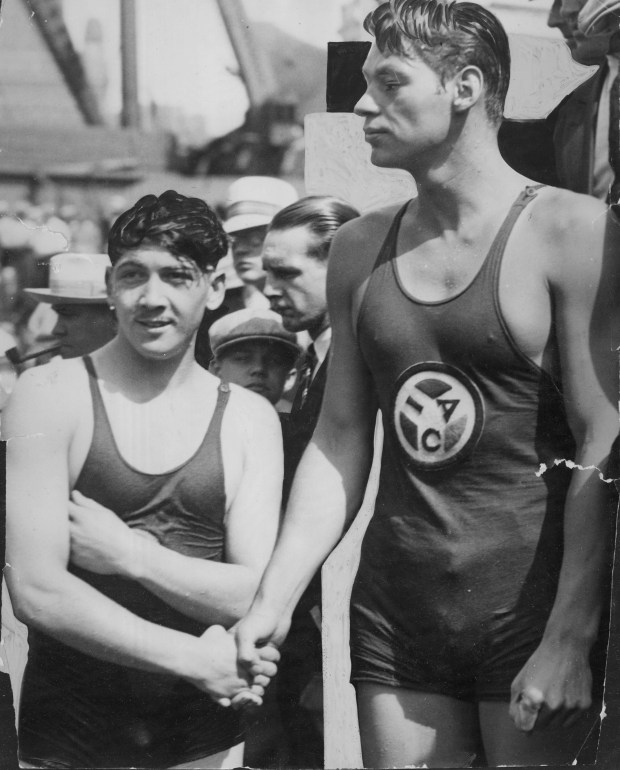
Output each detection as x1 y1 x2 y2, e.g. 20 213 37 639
312 327 331 368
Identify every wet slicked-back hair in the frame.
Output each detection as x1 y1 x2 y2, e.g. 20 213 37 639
364 0 511 126
108 189 228 271
268 196 360 262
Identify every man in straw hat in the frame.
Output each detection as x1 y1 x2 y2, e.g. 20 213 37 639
236 1 619 766
24 252 117 360
223 176 298 310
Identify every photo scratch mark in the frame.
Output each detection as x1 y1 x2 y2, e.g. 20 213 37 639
536 459 617 483
3 433 46 443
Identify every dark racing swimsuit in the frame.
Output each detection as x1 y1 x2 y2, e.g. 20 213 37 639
18 357 243 768
351 186 608 701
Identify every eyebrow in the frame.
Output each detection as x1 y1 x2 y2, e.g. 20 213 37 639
268 264 300 273
363 55 421 81
364 59 404 76
115 259 144 268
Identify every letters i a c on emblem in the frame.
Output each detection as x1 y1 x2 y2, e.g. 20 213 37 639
392 363 484 470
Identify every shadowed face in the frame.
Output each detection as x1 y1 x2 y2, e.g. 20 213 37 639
213 340 294 405
230 226 268 287
51 303 116 358
549 0 616 64
262 226 329 339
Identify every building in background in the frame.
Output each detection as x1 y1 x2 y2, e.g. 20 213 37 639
0 0 569 218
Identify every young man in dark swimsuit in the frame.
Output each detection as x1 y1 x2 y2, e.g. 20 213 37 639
4 191 282 768
236 1 619 766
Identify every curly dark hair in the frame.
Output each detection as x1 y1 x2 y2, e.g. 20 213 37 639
364 0 511 127
107 190 229 272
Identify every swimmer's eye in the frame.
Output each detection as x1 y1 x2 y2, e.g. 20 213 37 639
163 269 196 285
114 266 144 283
381 80 400 92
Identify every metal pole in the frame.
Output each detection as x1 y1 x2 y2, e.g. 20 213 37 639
120 0 140 128
215 0 277 108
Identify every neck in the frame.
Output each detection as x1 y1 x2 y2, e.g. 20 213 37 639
308 315 330 343
104 335 199 396
409 137 526 232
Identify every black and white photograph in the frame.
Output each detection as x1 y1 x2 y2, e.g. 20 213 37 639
0 1 619 768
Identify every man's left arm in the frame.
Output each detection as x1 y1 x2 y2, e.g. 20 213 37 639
69 392 283 628
510 200 620 732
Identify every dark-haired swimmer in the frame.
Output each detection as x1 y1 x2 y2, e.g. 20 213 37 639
236 2 619 767
5 190 283 769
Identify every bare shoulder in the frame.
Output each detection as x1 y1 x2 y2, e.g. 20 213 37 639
328 200 409 290
222 384 282 443
534 185 607 224
2 359 90 447
2 357 88 439
528 187 612 268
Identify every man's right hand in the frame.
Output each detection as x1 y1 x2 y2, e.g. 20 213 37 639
235 605 291 673
187 624 279 707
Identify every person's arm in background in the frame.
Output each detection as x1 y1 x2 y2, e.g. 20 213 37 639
235 216 380 661
4 362 277 702
510 196 620 731
68 388 283 627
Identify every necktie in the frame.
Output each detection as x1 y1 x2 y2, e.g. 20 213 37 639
608 67 620 205
292 344 317 413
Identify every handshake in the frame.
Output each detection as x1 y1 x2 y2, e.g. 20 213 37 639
66 491 290 712
189 610 288 711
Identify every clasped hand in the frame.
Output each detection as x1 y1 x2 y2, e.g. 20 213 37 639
68 490 145 575
67 491 279 709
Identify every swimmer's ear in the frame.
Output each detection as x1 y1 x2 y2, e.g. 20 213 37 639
452 65 484 116
205 268 226 311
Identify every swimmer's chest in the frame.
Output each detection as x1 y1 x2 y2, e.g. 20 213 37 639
69 382 220 480
102 390 215 473
392 214 552 365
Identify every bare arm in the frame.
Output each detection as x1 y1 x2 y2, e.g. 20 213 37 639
511 199 620 731
4 364 275 700
236 220 379 657
68 391 283 627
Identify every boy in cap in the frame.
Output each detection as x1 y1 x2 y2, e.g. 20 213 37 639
210 308 300 407
223 177 298 310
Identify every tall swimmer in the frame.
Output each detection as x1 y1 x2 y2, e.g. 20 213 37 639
235 2 619 767
4 190 282 769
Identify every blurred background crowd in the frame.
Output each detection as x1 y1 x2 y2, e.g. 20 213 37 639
0 0 560 398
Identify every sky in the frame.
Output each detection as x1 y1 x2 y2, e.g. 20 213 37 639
60 0 560 144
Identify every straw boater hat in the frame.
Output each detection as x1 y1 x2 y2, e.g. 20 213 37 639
578 0 620 32
223 176 298 234
209 308 300 359
24 252 111 304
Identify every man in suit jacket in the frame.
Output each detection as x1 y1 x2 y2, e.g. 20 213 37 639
547 0 620 198
262 196 361 506
261 195 360 768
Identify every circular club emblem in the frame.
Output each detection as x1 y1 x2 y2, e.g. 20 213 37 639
392 363 484 471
